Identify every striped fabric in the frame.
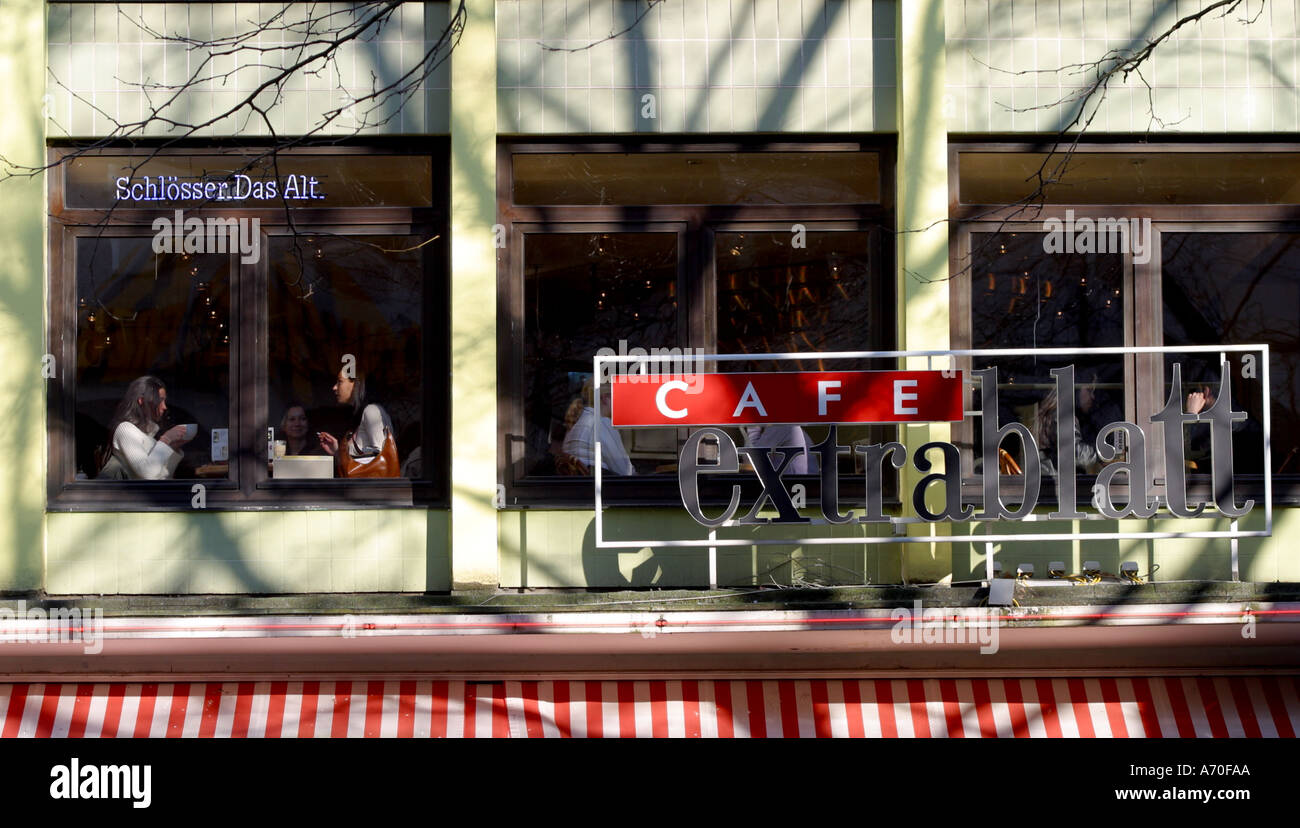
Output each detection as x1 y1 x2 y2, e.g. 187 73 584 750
3 677 1297 738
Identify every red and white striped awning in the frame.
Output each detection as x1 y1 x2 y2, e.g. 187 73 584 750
4 676 1297 737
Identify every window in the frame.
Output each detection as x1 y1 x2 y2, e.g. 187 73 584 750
48 147 448 509
499 141 895 506
951 143 1299 503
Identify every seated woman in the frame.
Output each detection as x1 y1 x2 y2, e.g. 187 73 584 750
99 375 195 479
561 378 634 475
318 368 399 477
280 402 323 456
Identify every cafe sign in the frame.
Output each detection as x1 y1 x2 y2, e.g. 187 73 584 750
593 346 1273 549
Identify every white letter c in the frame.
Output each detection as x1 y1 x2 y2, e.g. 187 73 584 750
655 380 690 419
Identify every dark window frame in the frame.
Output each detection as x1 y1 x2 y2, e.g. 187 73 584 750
950 141 1300 505
47 143 451 511
497 138 897 508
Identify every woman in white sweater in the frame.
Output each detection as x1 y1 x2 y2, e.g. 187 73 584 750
99 376 195 479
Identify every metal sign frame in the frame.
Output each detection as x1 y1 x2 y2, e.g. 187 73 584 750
593 345 1272 555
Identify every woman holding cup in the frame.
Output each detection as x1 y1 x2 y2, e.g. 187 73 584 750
99 375 196 479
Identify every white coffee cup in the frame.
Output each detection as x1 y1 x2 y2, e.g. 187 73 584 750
182 423 199 441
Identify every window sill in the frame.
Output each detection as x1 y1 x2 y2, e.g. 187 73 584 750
48 479 447 511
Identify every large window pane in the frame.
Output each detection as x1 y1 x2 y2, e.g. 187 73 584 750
716 229 891 476
268 235 428 479
521 232 679 477
76 238 230 480
969 232 1126 474
1161 233 1297 474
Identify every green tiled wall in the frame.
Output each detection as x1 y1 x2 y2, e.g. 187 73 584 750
496 0 899 133
46 2 451 138
946 0 1300 132
47 510 450 594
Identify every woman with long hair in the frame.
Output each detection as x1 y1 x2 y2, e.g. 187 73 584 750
318 367 399 476
99 375 195 479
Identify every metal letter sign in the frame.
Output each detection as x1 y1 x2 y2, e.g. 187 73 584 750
592 347 1272 552
610 371 964 426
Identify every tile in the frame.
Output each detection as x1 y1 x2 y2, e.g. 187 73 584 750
563 87 591 131
542 45 566 87
1011 86 1037 131
964 87 990 131
801 85 829 131
684 37 712 87
779 0 806 39
586 86 615 131
657 86 687 131
852 0 879 37
517 0 543 39
95 44 119 91
706 86 732 131
659 0 686 39
1033 0 1059 38
635 38 658 86
706 0 732 37
589 40 615 86
94 2 119 40
564 0 591 39
706 38 733 87
754 39 782 86
805 38 830 86
756 85 798 130
1177 38 1203 87
517 87 544 131
731 84 758 129
658 40 685 88
48 3 71 44
732 0 756 37
731 37 757 86
851 38 874 87
541 0 567 41
496 0 519 39
1199 87 1228 132
754 0 780 39
188 3 215 43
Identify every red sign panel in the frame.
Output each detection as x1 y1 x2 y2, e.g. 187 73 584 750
609 370 964 426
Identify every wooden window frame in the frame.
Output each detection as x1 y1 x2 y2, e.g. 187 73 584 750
950 141 1300 505
47 143 451 511
497 138 897 508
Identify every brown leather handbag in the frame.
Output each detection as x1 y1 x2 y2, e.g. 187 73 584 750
337 429 401 478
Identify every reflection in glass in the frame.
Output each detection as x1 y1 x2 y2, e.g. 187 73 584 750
1162 233 1299 474
75 238 230 480
716 229 893 476
522 233 679 478
268 235 428 479
969 232 1125 473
